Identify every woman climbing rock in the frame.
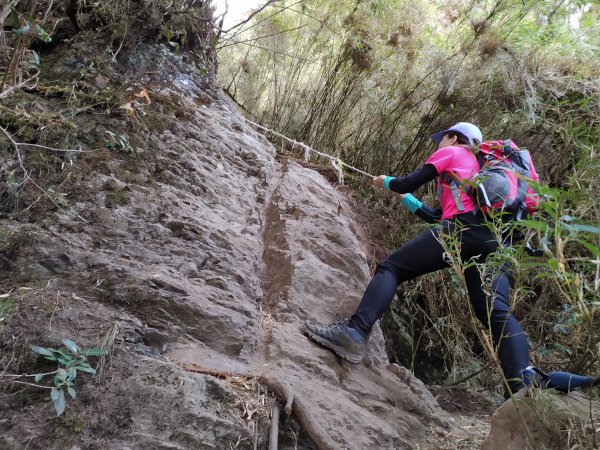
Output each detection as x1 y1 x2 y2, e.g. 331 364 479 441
303 122 533 396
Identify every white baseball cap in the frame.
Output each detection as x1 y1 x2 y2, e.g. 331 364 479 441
431 122 483 146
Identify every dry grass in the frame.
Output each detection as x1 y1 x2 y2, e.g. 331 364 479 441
96 320 121 380
420 414 491 450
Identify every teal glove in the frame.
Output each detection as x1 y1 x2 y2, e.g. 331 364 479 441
401 194 423 213
383 176 394 191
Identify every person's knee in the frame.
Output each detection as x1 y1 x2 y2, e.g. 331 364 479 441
472 306 491 327
468 294 492 325
488 310 514 330
376 261 400 280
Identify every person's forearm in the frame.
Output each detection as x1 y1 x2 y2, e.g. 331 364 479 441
401 194 442 223
414 204 442 224
384 164 437 194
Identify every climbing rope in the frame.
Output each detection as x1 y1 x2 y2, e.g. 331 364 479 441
245 118 375 185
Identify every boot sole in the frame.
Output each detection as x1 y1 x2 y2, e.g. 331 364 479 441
305 331 362 365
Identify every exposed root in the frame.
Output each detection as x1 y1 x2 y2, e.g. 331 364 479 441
177 362 336 449
284 390 295 416
259 376 338 450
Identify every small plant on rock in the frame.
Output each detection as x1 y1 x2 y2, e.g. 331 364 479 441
1 339 106 416
104 131 135 153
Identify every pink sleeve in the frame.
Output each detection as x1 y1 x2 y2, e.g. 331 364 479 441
425 147 455 175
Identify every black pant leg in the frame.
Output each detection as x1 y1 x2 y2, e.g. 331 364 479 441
464 264 529 394
349 226 450 337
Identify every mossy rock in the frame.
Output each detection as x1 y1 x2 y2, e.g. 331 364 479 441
104 189 130 208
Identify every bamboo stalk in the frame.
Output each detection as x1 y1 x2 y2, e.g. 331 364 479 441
269 402 280 450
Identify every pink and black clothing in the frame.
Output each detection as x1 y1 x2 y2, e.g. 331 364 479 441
348 145 530 395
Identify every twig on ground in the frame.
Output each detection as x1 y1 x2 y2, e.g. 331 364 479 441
0 369 59 378
444 361 495 387
0 126 98 153
0 379 53 389
0 72 39 99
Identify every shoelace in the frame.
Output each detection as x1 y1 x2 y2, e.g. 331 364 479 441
328 314 349 329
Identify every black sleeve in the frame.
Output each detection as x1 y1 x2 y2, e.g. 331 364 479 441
414 205 443 224
388 164 437 194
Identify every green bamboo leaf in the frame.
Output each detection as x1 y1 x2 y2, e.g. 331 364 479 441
34 373 43 383
65 359 79 368
553 343 573 355
519 262 547 269
66 367 77 381
520 220 549 232
54 389 66 416
62 339 79 354
567 224 600 234
579 240 600 258
31 345 54 356
79 348 107 357
67 387 76 399
73 365 96 374
51 387 60 401
560 215 577 222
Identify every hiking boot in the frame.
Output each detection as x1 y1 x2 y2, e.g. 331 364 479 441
303 318 365 364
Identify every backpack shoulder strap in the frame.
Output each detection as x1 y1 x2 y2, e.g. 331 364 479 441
507 150 533 220
438 172 465 212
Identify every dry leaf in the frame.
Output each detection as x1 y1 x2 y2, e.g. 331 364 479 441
134 87 151 105
118 102 136 116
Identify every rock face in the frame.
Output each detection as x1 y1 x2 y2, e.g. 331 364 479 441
250 161 450 449
0 35 450 449
482 389 600 450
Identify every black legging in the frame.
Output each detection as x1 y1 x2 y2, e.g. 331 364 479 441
349 213 529 394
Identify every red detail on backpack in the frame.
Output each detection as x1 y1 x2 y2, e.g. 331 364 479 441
475 140 540 218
